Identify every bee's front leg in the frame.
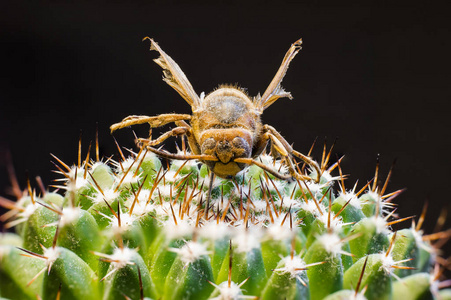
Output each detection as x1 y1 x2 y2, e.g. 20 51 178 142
233 157 292 180
137 126 190 147
262 124 321 183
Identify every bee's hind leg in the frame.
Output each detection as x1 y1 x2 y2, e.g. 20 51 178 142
261 124 321 183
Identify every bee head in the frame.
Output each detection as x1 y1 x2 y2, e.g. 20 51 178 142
200 128 253 177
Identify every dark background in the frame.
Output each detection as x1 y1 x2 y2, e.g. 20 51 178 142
1 1 450 258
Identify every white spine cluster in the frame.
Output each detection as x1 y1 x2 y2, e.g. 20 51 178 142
59 206 81 227
274 256 307 279
169 241 210 265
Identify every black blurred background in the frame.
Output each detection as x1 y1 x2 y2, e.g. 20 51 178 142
0 1 450 257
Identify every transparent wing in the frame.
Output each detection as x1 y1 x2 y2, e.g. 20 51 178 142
255 38 302 112
145 37 200 108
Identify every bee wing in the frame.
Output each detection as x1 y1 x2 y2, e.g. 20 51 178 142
255 38 303 112
145 37 200 108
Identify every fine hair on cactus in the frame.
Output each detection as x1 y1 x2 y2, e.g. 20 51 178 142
1 38 451 300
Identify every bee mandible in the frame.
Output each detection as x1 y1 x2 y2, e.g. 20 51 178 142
111 38 321 183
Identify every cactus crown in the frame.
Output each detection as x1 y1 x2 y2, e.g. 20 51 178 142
0 137 450 300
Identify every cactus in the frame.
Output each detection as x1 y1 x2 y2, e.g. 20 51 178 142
1 137 450 300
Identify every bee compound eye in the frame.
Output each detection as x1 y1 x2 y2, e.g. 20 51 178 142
232 137 250 152
202 137 217 151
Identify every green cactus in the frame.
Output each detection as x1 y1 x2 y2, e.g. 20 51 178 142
1 139 450 300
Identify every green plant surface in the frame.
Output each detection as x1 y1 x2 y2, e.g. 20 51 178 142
1 143 450 300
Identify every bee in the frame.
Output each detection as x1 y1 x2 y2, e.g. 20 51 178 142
111 38 321 184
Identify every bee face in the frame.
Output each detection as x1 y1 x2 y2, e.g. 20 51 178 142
200 128 253 178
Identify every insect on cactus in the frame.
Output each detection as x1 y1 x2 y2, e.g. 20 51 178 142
1 38 451 300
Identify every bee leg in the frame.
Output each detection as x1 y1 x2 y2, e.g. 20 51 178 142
137 126 190 147
257 133 313 182
146 146 218 162
262 125 321 183
175 120 202 155
110 113 191 133
233 158 292 181
135 120 202 157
